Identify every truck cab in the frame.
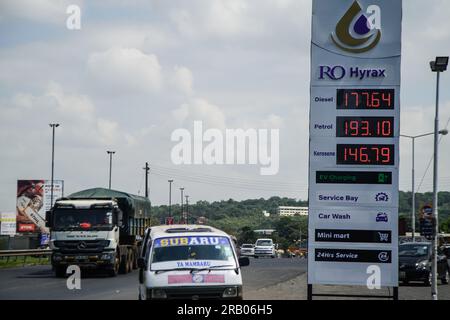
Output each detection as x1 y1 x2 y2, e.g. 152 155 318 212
46 188 151 277
47 199 122 276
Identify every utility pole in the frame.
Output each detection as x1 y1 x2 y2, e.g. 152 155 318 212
49 124 60 209
143 162 151 227
143 162 150 198
107 151 116 189
168 180 173 219
185 195 189 225
180 187 184 224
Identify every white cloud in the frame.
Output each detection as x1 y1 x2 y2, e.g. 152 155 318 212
87 47 163 95
172 98 227 130
0 82 133 149
0 0 82 24
168 0 262 38
172 66 194 96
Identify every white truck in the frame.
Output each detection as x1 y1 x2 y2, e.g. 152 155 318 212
45 188 151 277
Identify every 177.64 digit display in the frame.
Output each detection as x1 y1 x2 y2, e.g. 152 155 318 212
337 89 395 110
337 144 395 166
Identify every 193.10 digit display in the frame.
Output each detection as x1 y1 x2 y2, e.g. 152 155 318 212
336 117 394 138
337 144 395 166
337 89 395 110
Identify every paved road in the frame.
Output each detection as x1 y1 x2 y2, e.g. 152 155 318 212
0 258 307 300
2 258 447 300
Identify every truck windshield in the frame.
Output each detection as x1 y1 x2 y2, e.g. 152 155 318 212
150 236 236 270
52 208 114 231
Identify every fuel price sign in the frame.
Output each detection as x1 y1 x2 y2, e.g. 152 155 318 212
308 0 402 288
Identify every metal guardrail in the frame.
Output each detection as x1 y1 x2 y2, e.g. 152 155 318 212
0 249 52 257
0 249 52 266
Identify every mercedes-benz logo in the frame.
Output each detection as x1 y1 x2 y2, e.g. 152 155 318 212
77 241 87 250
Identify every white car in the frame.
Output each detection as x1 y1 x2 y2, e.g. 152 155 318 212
254 239 276 258
240 244 255 257
138 225 250 300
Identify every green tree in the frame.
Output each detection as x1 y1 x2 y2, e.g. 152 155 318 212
238 226 256 245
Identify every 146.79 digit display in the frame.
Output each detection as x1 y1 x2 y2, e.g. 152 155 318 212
337 144 395 166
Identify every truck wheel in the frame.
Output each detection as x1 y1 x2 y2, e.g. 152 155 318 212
109 254 120 277
132 249 138 270
55 266 67 278
128 250 135 272
119 252 129 274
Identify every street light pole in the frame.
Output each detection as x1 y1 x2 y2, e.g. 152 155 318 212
168 180 173 219
185 195 189 225
412 138 415 241
401 132 440 241
107 151 115 189
430 56 448 301
180 187 184 224
431 70 440 301
49 124 60 209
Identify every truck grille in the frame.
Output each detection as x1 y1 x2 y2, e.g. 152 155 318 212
54 240 109 253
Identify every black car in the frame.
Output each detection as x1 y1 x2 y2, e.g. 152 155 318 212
399 242 449 285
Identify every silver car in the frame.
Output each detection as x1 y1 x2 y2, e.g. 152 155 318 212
240 244 255 257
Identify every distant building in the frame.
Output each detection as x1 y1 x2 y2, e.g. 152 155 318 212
254 229 276 236
196 216 208 225
262 210 270 218
277 206 308 217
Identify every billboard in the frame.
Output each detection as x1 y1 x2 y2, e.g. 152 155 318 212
0 212 16 236
308 0 402 287
16 180 64 233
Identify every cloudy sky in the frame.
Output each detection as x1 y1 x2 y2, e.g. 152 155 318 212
0 0 450 210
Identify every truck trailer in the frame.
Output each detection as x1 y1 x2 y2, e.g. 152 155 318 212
45 188 151 277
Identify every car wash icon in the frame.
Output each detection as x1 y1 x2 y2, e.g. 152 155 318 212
331 1 382 53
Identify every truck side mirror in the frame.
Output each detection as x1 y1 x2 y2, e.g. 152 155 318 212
114 210 123 228
45 211 52 228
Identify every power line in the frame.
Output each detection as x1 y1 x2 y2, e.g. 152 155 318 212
417 116 450 193
151 171 307 192
151 164 304 187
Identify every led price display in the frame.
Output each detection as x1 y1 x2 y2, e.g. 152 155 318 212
337 89 395 110
336 117 394 138
336 144 395 166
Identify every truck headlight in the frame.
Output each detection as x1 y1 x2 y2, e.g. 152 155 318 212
101 253 113 261
222 287 238 298
151 289 167 299
100 240 111 247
